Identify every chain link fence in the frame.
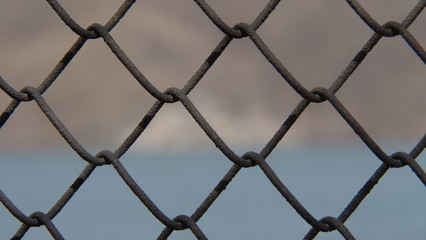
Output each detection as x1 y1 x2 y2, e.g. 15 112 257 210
1 0 425 239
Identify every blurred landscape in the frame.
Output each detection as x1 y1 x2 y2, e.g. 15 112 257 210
0 0 424 152
0 2 425 239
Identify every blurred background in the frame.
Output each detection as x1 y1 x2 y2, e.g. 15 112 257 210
0 0 424 152
0 0 425 239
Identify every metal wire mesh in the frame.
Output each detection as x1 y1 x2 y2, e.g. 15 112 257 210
0 0 425 239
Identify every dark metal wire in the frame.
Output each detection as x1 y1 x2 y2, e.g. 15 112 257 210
0 0 425 239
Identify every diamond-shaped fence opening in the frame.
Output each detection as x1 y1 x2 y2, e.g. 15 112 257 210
0 0 425 239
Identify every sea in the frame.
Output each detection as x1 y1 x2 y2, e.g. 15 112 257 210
0 143 424 240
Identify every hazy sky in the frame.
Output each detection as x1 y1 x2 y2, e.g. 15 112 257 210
0 0 424 152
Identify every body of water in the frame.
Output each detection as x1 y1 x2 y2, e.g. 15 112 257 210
0 144 425 239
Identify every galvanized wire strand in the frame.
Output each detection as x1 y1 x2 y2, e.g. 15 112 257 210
0 36 87 132
0 163 96 230
9 212 65 240
0 36 86 103
384 21 426 62
0 99 20 128
90 24 175 103
260 31 382 158
392 152 426 185
167 88 254 168
22 87 106 165
411 134 426 157
46 0 136 39
346 0 426 36
158 164 241 239
252 153 331 232
46 164 97 219
304 163 390 239
401 0 426 27
114 100 165 158
29 212 65 240
181 35 233 95
98 150 184 230
0 0 425 239
317 217 355 240
11 212 65 240
0 190 39 226
312 88 406 168
194 0 280 38
236 23 324 103
171 215 208 240
193 0 244 38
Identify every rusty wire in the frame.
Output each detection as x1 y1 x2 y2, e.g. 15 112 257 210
0 0 425 239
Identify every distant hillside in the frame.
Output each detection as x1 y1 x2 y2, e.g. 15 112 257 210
0 0 424 151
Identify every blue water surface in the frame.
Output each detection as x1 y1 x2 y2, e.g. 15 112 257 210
0 143 424 240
